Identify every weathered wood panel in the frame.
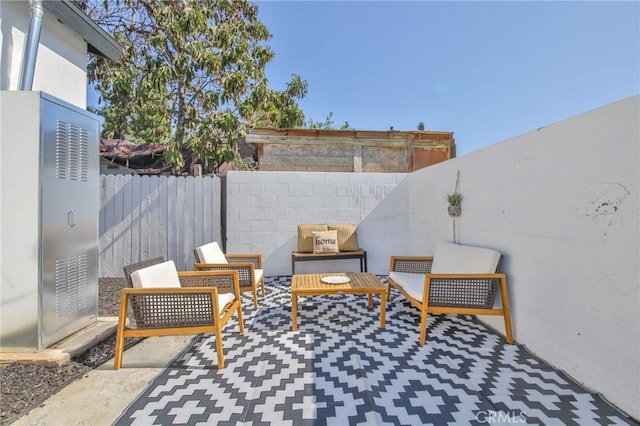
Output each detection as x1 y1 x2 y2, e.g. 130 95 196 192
99 174 222 277
248 128 454 173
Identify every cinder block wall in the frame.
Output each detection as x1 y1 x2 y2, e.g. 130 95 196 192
225 171 408 276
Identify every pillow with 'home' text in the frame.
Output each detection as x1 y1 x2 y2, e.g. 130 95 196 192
312 230 339 254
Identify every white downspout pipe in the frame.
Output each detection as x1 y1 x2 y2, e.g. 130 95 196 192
19 0 44 90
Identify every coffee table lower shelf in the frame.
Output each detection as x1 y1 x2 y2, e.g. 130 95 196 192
290 272 387 331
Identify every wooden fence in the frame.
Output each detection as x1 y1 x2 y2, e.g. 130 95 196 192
99 174 222 277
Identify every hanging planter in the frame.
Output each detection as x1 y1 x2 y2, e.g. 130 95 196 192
447 193 462 217
448 170 463 243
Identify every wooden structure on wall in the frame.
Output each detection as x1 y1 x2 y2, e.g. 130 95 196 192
245 128 455 173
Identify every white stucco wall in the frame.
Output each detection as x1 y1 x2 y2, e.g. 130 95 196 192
404 95 639 419
0 1 88 107
225 95 639 418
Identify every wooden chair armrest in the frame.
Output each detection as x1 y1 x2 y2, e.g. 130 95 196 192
178 270 241 296
389 256 434 273
192 263 255 287
224 254 263 269
122 286 218 296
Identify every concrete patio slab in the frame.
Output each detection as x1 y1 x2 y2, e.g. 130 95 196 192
0 318 119 367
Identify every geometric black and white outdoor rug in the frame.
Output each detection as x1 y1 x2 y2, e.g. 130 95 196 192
116 276 637 425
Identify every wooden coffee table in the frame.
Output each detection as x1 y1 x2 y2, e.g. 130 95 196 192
291 272 387 331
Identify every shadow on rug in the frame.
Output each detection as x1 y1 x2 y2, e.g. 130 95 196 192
115 276 636 426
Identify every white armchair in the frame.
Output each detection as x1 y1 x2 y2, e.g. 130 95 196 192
116 258 244 369
388 243 514 345
194 242 265 308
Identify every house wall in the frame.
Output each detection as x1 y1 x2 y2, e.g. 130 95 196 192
225 95 639 418
0 1 88 107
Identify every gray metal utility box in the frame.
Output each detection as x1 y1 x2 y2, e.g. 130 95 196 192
0 91 100 351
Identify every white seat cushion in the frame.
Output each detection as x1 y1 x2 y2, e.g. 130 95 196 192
217 293 235 313
131 260 181 289
389 271 426 301
430 243 501 274
254 269 264 284
196 242 228 264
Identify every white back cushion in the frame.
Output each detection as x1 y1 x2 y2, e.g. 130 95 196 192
430 243 501 274
196 242 228 264
131 260 181 288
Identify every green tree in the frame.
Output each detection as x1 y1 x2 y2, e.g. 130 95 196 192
306 112 335 129
85 0 307 172
417 121 425 131
306 112 353 130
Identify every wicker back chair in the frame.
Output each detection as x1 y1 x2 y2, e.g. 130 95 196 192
115 258 245 369
388 243 513 345
193 242 265 308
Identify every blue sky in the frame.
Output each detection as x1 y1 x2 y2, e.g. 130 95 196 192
256 1 640 156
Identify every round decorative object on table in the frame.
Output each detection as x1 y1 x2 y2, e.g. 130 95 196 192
320 276 351 284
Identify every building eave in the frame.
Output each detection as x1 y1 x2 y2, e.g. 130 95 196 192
43 0 122 62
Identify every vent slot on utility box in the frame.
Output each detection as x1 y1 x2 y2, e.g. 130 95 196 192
55 255 88 318
56 120 89 182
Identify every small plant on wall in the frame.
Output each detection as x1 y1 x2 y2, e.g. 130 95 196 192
448 170 462 243
447 192 462 217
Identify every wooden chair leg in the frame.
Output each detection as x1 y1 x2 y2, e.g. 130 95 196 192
215 326 224 368
419 308 428 345
503 313 514 344
113 292 128 370
114 329 125 370
499 276 514 344
261 279 266 297
419 277 432 345
252 288 258 308
237 303 245 334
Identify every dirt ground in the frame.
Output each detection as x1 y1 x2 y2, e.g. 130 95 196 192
0 278 138 425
